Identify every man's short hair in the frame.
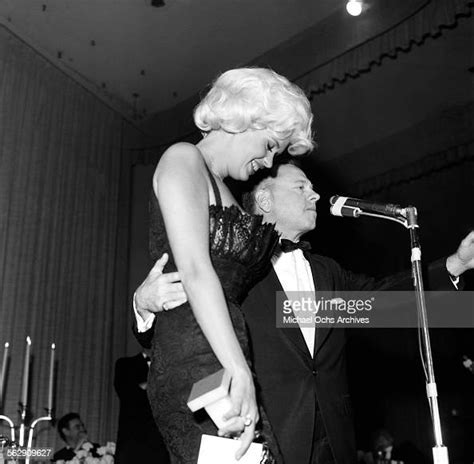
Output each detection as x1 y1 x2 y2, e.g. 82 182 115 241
241 155 302 214
57 412 81 441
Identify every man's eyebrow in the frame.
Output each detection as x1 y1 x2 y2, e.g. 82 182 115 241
295 178 313 189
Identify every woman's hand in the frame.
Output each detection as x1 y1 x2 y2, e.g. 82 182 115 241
218 367 259 460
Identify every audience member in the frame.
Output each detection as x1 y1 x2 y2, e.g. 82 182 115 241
114 350 170 463
52 412 99 462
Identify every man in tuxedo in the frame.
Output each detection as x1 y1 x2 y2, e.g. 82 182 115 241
52 412 100 462
133 161 474 464
114 350 170 464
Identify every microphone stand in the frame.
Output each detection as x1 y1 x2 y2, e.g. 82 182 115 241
346 205 449 464
405 207 448 464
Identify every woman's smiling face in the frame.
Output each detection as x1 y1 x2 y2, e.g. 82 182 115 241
226 129 288 181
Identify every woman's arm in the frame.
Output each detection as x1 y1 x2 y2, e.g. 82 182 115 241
155 143 257 457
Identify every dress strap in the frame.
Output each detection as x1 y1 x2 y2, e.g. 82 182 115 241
204 164 222 207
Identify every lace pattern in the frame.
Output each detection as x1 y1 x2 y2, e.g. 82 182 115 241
147 193 283 463
150 196 279 301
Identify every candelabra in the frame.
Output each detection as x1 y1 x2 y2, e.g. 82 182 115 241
0 404 53 464
0 338 56 464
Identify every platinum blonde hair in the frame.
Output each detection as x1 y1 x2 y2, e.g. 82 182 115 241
194 68 315 155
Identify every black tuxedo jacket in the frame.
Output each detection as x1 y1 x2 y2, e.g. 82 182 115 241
133 254 453 464
114 354 169 463
242 253 453 464
52 443 100 462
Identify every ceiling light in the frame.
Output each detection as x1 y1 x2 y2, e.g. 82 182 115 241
346 0 363 16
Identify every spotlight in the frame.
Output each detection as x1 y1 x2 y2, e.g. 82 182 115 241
151 0 165 6
346 0 362 16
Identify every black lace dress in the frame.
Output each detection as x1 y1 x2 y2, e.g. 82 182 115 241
147 169 283 463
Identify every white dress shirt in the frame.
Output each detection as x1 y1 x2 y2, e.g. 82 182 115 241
134 293 155 331
272 248 316 357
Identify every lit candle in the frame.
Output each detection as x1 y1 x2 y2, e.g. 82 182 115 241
47 343 55 411
0 342 9 405
21 337 31 406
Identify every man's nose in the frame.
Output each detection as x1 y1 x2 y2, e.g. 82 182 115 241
308 190 320 203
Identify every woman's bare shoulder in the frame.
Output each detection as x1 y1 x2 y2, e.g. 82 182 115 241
153 142 208 195
158 142 205 171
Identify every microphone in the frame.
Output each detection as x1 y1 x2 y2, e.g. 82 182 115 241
330 195 406 218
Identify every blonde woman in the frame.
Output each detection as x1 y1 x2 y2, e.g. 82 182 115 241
147 68 314 463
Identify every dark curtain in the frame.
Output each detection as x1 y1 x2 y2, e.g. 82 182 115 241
315 144 474 462
0 25 131 449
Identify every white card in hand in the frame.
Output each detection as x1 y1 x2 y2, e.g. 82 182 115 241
197 434 263 464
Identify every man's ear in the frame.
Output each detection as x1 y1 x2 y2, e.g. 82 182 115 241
255 188 272 213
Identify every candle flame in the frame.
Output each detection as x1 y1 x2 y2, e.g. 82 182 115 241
26 336 31 344
52 343 56 349
4 342 8 348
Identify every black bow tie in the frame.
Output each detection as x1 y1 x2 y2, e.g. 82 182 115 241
279 239 312 253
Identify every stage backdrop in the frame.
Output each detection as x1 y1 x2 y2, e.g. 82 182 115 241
0 25 135 450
